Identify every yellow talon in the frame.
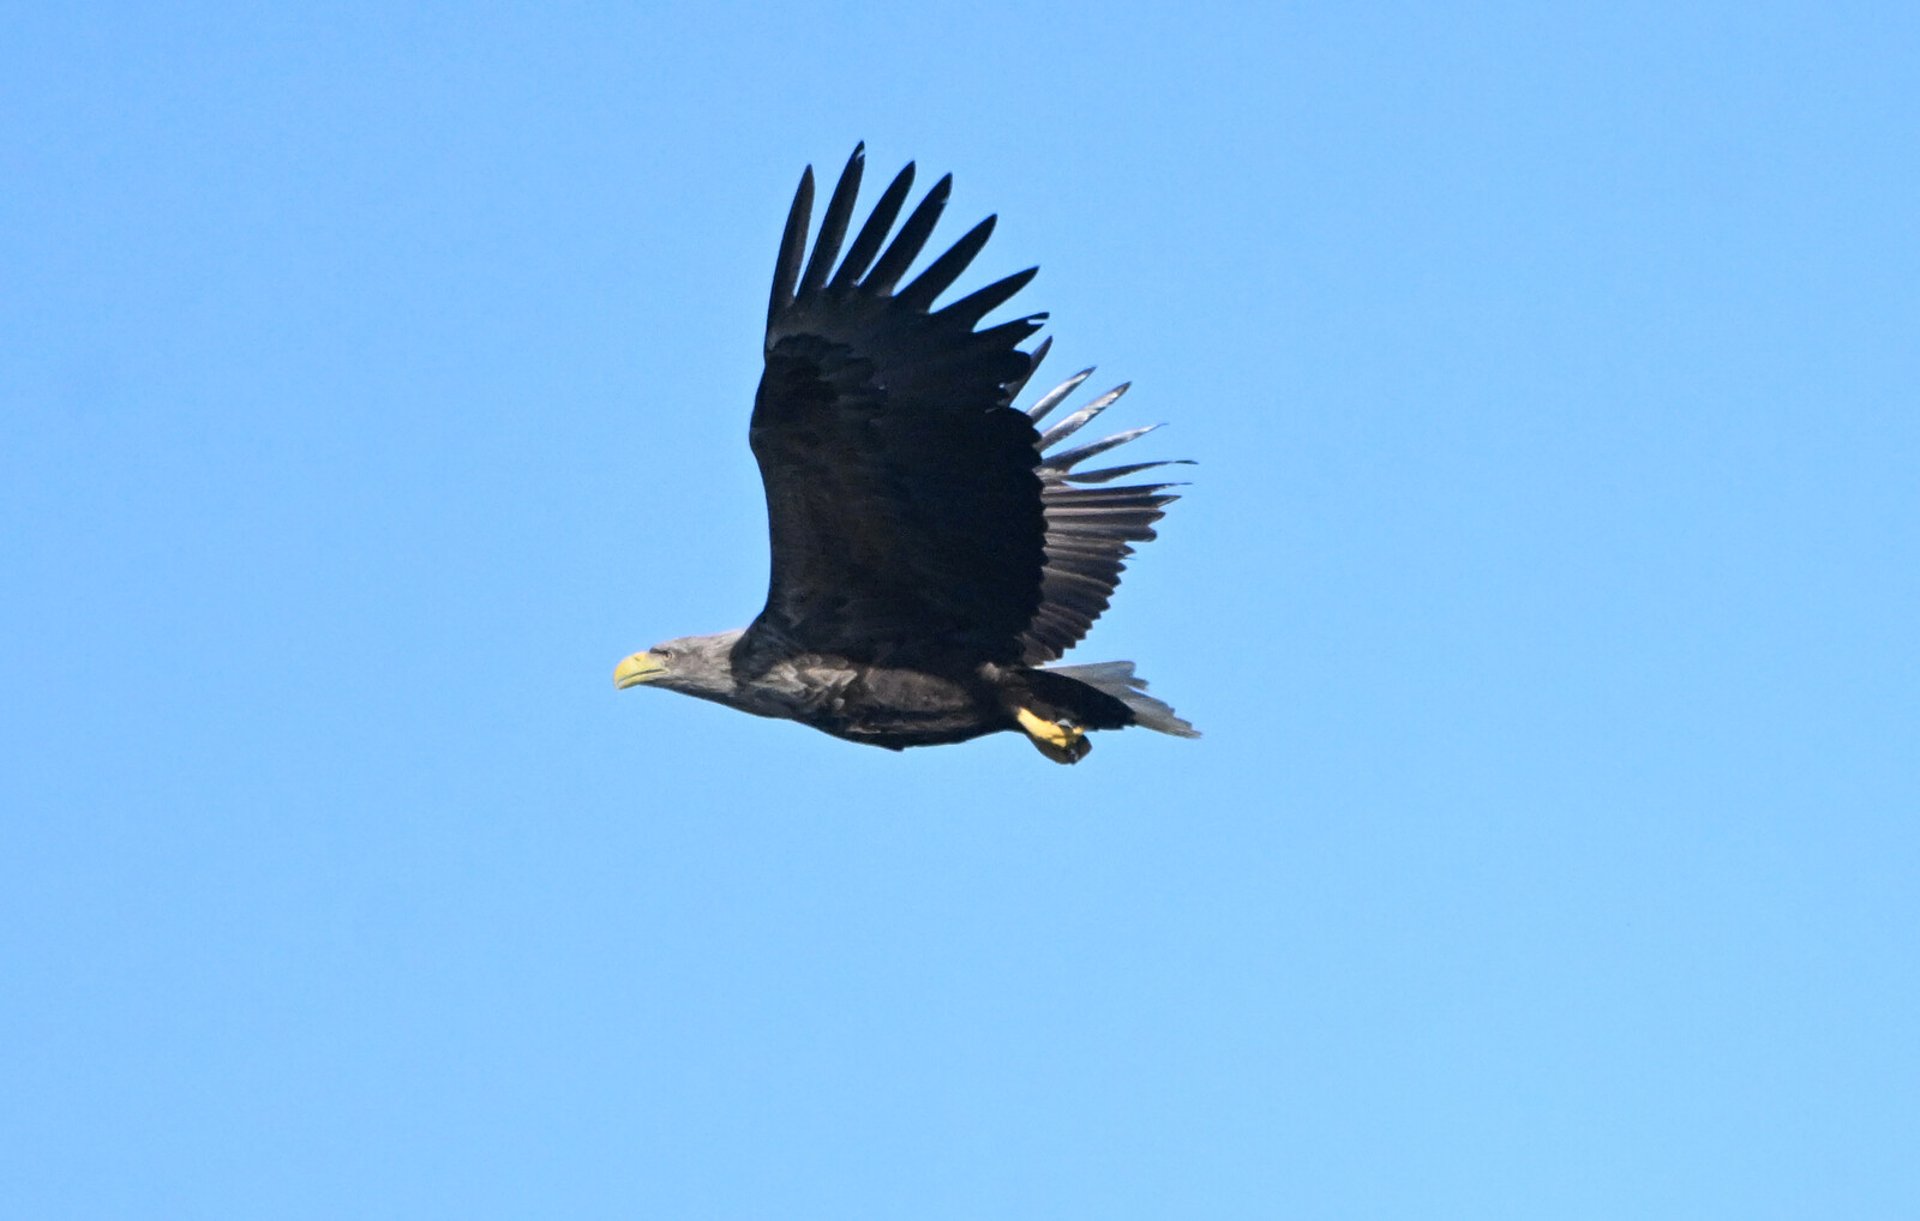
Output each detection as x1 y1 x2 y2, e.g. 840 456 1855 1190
1015 707 1091 764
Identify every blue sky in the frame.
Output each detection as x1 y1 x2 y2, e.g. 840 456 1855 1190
4 2 1915 1216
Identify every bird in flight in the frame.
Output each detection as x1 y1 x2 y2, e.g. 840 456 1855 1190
614 145 1196 763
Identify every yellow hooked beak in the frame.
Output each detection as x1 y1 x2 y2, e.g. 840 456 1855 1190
613 651 667 689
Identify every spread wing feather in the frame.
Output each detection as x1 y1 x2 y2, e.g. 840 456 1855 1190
739 146 1048 673
1019 371 1191 664
741 145 1187 677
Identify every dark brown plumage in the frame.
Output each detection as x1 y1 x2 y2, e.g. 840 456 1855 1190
614 146 1195 763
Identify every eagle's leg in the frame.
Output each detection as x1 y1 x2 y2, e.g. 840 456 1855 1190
1014 707 1092 765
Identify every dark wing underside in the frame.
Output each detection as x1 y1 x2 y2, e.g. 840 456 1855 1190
737 146 1049 674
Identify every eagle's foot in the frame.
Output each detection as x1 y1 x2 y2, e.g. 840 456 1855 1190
1015 707 1092 764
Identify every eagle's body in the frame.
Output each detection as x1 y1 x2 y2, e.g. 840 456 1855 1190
614 147 1196 763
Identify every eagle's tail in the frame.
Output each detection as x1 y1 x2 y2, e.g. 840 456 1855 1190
1039 661 1199 739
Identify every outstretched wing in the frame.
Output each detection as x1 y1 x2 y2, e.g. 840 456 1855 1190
736 146 1049 674
1019 368 1190 664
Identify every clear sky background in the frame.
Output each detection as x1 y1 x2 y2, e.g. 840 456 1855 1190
4 3 1915 1217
